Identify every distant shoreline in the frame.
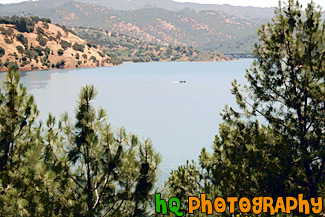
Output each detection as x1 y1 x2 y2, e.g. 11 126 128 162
0 58 243 73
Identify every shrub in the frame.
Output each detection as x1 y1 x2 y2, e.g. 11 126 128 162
98 52 104 57
37 34 47 47
16 46 24 54
16 33 28 45
34 46 44 56
55 60 65 68
36 27 44 35
15 17 34 33
4 60 19 70
48 36 56 41
44 47 50 56
56 31 62 40
43 23 49 29
60 40 71 49
0 27 14 36
90 56 97 62
57 49 64 56
0 46 5 57
72 43 85 52
5 38 13 44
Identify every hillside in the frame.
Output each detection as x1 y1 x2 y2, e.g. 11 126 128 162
76 0 275 20
73 27 230 62
0 0 269 57
0 16 112 72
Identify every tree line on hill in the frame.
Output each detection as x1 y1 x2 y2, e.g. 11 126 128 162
0 0 324 216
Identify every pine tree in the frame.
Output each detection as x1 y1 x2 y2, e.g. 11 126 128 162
166 0 324 213
0 68 71 216
231 0 324 198
59 85 161 216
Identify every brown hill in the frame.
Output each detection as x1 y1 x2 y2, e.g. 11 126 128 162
0 18 112 72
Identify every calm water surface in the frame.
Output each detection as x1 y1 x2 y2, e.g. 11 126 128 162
0 60 253 182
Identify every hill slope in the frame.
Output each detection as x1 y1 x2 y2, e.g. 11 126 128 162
73 27 230 62
76 0 275 20
0 1 268 56
0 17 112 71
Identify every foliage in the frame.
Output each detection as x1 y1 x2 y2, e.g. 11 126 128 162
0 68 161 216
59 85 161 216
74 27 227 63
0 46 5 57
72 43 85 52
0 1 269 56
57 48 64 56
37 33 47 47
16 33 28 45
16 45 24 54
166 0 325 215
55 60 65 68
36 26 44 35
60 40 71 50
0 16 35 33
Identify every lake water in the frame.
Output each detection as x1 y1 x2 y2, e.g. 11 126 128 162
0 60 253 182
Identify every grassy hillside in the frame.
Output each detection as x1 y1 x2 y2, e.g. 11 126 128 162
0 1 266 57
56 0 276 20
0 16 112 72
73 27 230 62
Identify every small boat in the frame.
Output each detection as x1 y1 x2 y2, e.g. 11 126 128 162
172 81 186 84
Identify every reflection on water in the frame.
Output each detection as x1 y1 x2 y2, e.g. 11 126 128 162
0 60 252 182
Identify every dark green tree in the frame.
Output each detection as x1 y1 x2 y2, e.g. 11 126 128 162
167 0 324 214
0 68 72 216
59 85 161 216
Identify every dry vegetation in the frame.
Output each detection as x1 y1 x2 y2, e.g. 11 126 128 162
0 20 112 71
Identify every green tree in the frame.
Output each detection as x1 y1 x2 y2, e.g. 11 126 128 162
0 46 5 57
0 67 38 173
0 68 71 216
59 85 161 216
58 48 64 56
167 0 324 214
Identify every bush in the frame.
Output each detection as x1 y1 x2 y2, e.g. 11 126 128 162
0 27 14 36
98 52 105 57
55 60 65 68
57 49 64 56
90 56 97 62
44 47 50 56
4 60 19 70
110 54 122 65
60 40 71 49
36 27 44 35
48 36 56 41
16 33 28 45
43 23 49 29
15 17 34 33
37 34 47 47
56 31 62 40
72 43 85 52
5 38 13 44
16 45 24 54
30 16 51 24
34 46 44 56
0 47 5 57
